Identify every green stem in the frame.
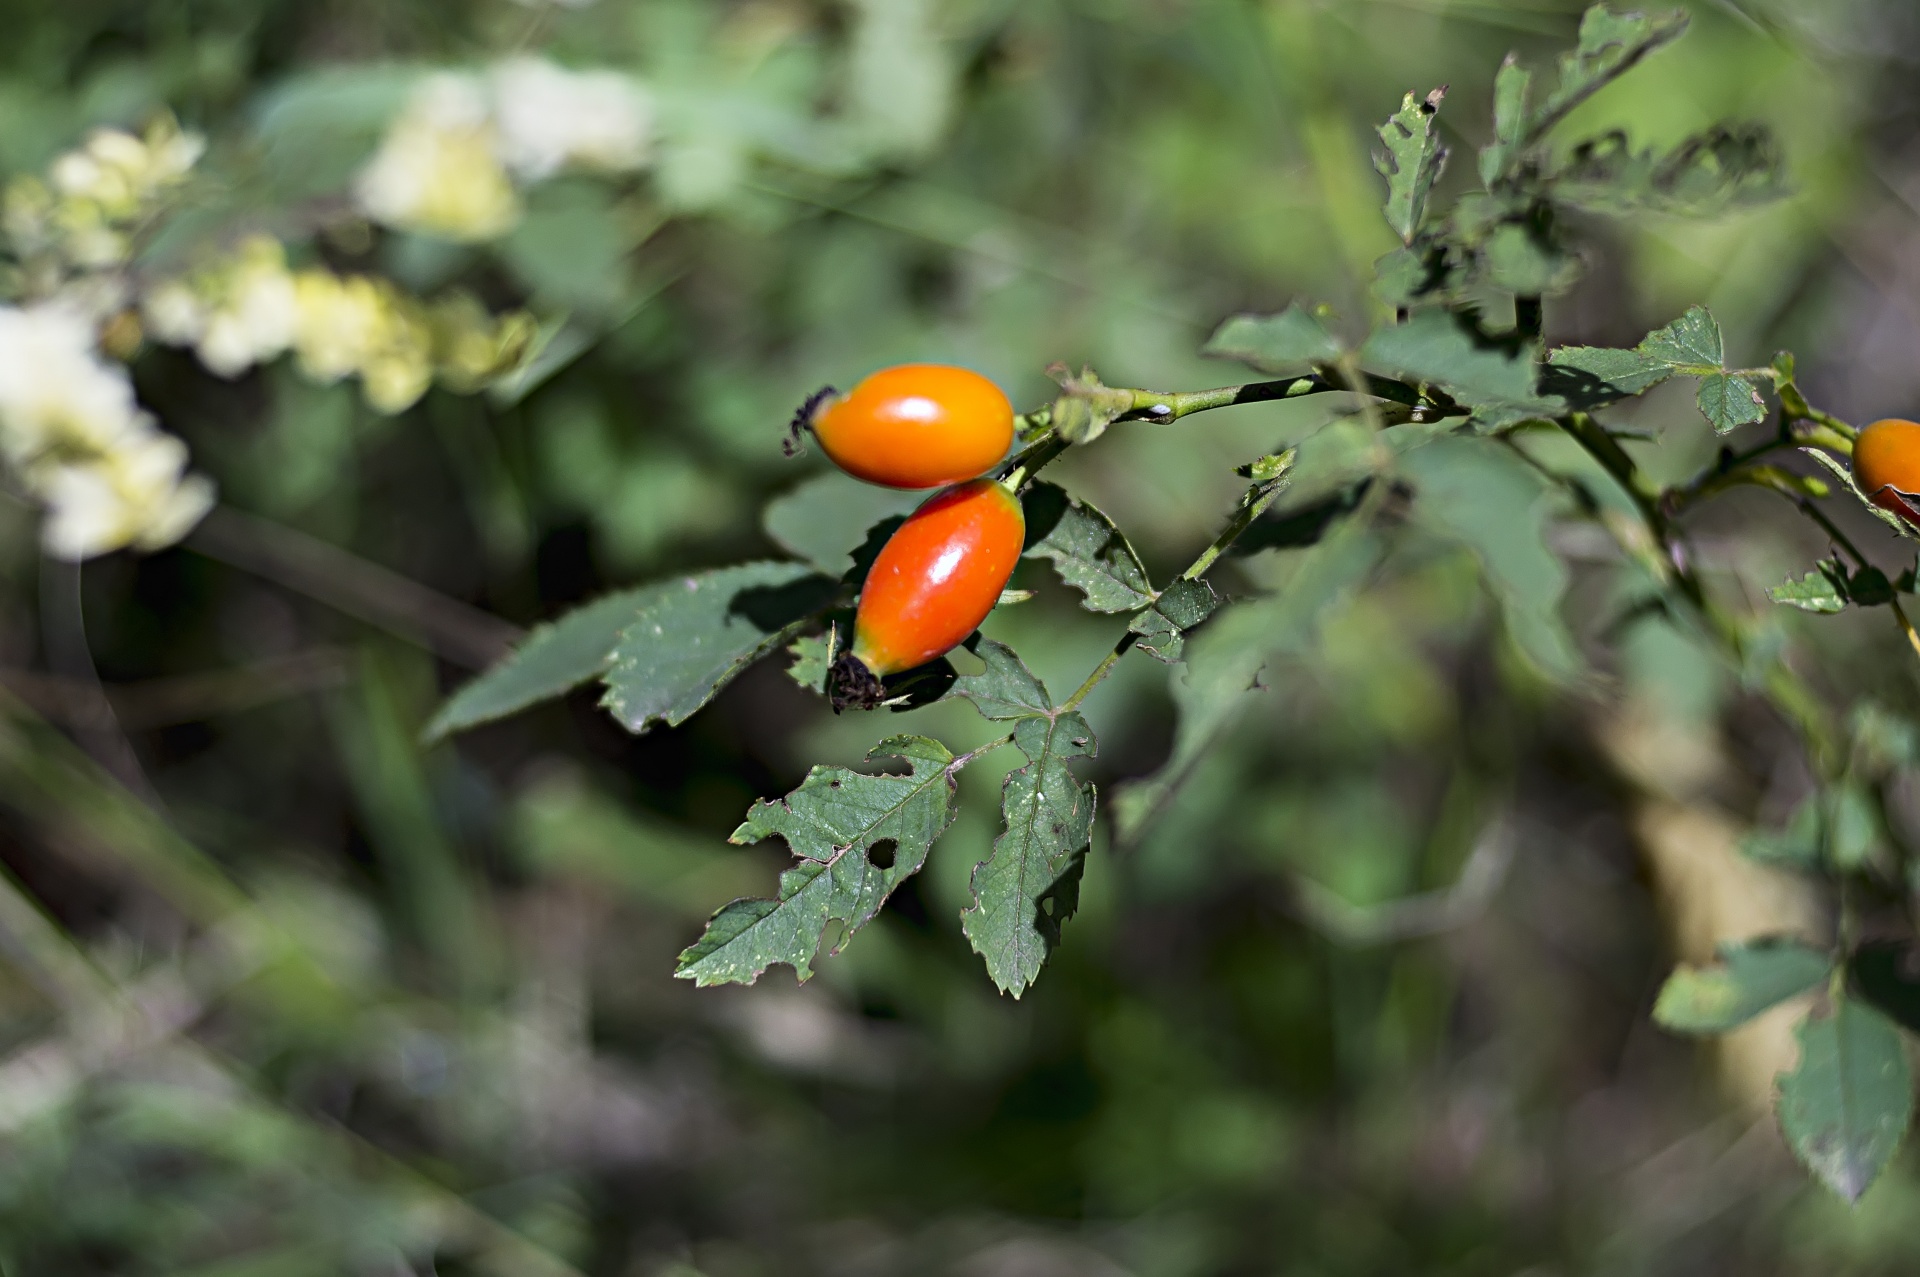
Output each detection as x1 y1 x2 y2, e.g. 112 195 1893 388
1062 634 1135 712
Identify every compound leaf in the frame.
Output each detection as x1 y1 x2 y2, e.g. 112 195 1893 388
962 712 1098 997
676 736 959 986
427 587 653 740
1530 6 1689 143
1022 482 1155 612
1204 305 1343 373
953 638 1052 720
602 562 838 733
1374 87 1449 244
1777 997 1914 1204
1653 937 1831 1035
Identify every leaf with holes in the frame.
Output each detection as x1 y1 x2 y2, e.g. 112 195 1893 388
1553 124 1786 217
676 736 959 986
1129 578 1223 663
1529 5 1689 142
1374 87 1448 244
1022 482 1155 612
953 638 1052 721
601 563 840 734
426 587 655 740
1203 305 1343 373
1777 997 1914 1204
1769 561 1850 614
1653 937 1830 1035
962 711 1098 996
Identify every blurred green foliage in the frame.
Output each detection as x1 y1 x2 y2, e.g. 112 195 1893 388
8 0 1920 1273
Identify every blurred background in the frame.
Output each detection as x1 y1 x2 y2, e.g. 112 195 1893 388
6 0 1920 1272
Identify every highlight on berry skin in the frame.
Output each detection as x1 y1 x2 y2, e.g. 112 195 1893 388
1852 418 1920 525
830 477 1025 711
792 363 1015 490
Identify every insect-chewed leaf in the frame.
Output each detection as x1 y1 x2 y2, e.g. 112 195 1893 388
427 586 656 741
1128 578 1223 663
1553 124 1786 217
1529 5 1689 143
1479 55 1533 184
1777 997 1914 1204
1851 943 1920 1035
1203 305 1342 373
961 712 1098 997
1653 937 1830 1035
1542 306 1733 413
1361 310 1559 419
1769 562 1850 614
1021 482 1155 612
764 473 922 576
601 562 839 734
1374 87 1448 245
785 630 835 693
1399 436 1580 681
953 638 1053 721
1696 372 1766 434
676 736 959 986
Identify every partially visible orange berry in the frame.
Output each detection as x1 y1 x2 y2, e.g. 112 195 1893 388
1853 418 1920 525
799 364 1014 490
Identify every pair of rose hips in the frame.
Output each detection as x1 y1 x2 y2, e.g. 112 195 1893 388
798 364 1023 706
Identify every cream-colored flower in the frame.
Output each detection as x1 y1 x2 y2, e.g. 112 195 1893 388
291 270 388 383
0 304 148 466
140 235 298 378
141 279 206 345
36 431 216 560
354 75 521 242
490 58 652 180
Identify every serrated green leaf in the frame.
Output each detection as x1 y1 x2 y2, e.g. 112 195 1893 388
1653 937 1830 1035
1777 997 1914 1204
763 473 923 576
1479 55 1533 185
1203 305 1342 373
1545 344 1676 405
1742 797 1822 870
1129 578 1223 664
1371 243 1451 309
1697 372 1767 433
1851 943 1920 1035
1361 310 1556 415
1769 562 1850 613
1112 523 1382 843
1399 436 1580 680
953 638 1052 720
676 736 959 986
1638 305 1723 369
1530 6 1689 143
961 712 1097 996
426 588 651 740
1374 87 1449 244
601 563 839 734
1553 124 1787 216
785 631 835 693
1022 482 1155 612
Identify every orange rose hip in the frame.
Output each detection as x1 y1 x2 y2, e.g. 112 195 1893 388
798 364 1014 489
1853 418 1920 525
830 479 1025 710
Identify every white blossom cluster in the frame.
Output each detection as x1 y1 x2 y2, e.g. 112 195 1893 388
142 234 536 414
0 304 213 561
355 58 653 241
